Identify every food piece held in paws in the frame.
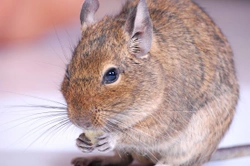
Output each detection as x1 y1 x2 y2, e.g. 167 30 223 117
84 130 104 144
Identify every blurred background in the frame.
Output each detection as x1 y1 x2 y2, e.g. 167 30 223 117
0 0 249 166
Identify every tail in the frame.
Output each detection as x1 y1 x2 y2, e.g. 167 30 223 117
210 145 250 161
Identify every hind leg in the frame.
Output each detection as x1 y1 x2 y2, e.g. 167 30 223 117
72 152 133 166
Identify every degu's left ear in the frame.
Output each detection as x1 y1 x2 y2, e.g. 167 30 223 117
125 0 153 58
80 0 99 28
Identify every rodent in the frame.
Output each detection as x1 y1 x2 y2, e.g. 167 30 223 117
60 0 249 165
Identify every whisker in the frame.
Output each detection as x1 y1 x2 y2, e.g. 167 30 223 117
25 118 71 150
105 120 159 162
0 90 67 106
35 60 66 70
11 116 70 147
53 26 70 64
4 105 67 110
0 112 68 133
63 28 76 60
38 119 72 147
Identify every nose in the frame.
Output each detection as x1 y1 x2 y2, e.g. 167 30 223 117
83 120 92 129
75 117 95 130
68 105 96 130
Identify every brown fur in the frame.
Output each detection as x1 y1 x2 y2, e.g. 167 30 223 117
61 0 239 165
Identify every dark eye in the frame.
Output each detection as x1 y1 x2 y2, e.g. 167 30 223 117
103 68 119 84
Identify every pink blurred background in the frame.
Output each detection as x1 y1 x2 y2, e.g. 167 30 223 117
0 0 249 166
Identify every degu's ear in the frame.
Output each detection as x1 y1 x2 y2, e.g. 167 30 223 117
125 0 153 58
80 0 99 28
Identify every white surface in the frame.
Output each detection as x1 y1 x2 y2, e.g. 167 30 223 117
0 0 250 165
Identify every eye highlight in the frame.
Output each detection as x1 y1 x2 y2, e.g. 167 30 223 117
103 68 119 84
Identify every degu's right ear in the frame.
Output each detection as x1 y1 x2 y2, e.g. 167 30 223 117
80 0 99 29
125 0 153 58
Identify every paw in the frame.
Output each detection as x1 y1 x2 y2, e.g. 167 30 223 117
71 157 102 166
76 132 117 153
95 133 116 153
76 133 94 153
71 154 133 166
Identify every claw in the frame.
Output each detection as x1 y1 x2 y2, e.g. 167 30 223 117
77 138 93 147
78 146 94 153
76 133 94 153
96 139 108 146
96 138 111 152
79 133 93 145
96 133 108 140
98 147 111 152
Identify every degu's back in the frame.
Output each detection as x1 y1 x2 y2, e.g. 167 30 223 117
119 0 239 165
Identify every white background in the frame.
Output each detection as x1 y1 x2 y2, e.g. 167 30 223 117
0 0 249 165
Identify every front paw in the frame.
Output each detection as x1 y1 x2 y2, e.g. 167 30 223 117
95 133 116 153
76 133 94 153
